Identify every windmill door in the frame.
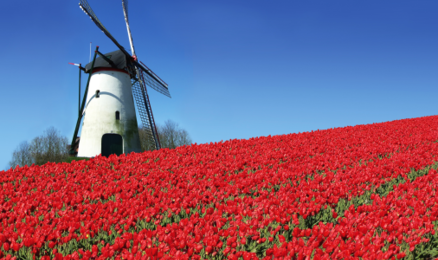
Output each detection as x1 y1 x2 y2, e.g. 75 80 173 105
101 134 123 157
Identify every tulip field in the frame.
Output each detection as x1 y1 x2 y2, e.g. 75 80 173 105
3 116 438 259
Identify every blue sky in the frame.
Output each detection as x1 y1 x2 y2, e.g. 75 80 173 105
1 0 437 170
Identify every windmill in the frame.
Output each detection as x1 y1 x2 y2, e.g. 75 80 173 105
69 0 170 157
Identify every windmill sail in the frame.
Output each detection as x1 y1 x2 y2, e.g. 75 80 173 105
121 0 171 97
137 61 171 97
79 0 130 56
122 0 129 19
131 78 161 150
121 0 134 56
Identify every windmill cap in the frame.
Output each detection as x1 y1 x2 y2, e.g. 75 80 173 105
84 50 129 74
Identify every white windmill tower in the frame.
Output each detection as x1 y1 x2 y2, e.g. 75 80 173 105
69 0 171 157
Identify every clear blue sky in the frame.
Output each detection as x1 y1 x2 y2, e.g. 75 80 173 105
1 1 437 170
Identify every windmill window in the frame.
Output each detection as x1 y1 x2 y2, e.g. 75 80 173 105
95 90 100 98
115 111 120 120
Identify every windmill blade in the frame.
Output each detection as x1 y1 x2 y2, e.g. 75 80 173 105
131 77 161 150
120 0 171 98
79 0 130 56
135 61 171 98
121 0 136 57
122 0 129 20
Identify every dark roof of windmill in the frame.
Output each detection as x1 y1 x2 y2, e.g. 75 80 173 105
84 50 130 73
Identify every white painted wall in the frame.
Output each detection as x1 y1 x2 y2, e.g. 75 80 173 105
77 70 141 157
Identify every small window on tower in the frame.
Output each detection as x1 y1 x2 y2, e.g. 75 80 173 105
115 111 120 120
95 90 100 98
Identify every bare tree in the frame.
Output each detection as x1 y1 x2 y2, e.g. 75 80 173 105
30 127 69 165
9 127 69 168
139 120 192 151
9 141 33 168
